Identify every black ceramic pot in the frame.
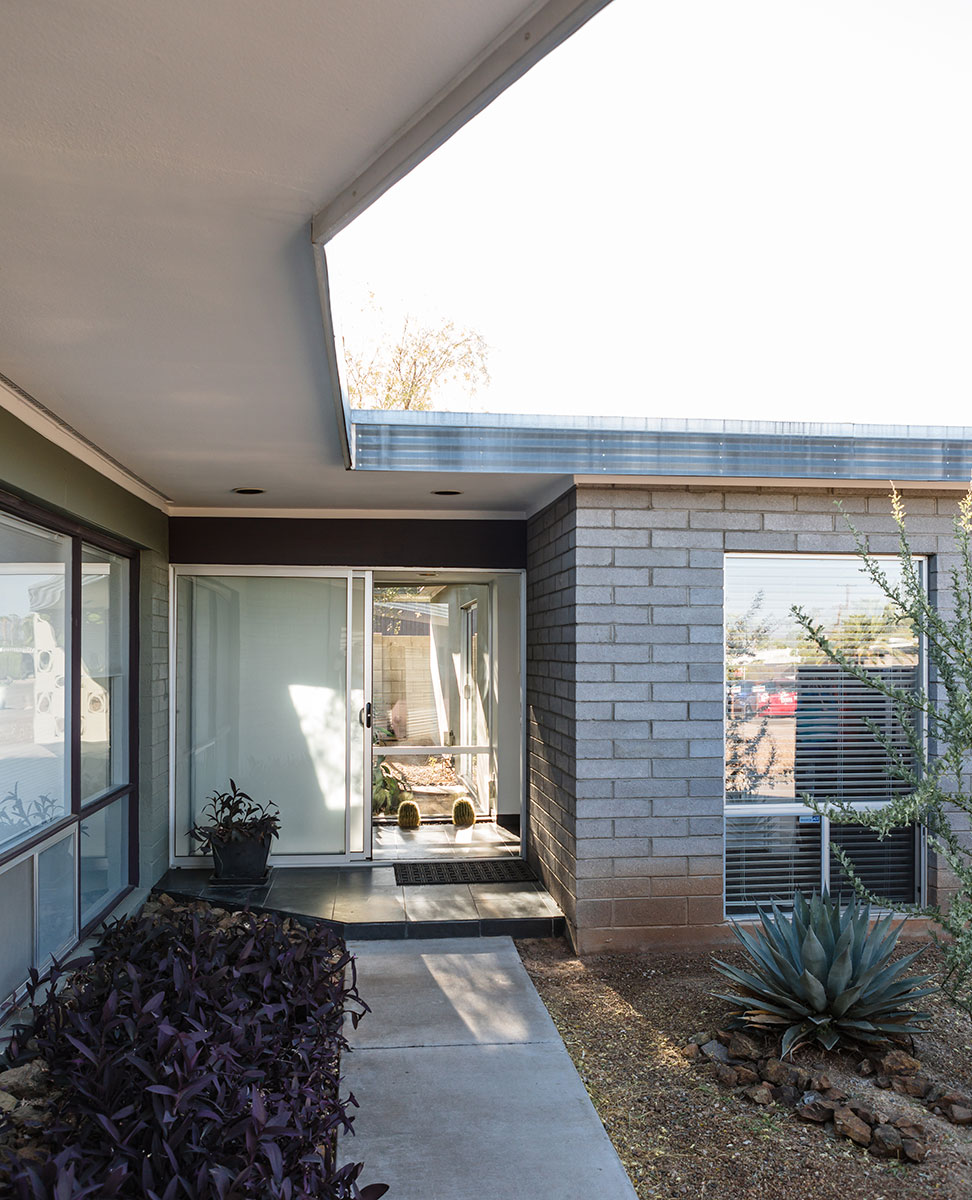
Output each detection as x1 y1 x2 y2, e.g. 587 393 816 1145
209 831 272 882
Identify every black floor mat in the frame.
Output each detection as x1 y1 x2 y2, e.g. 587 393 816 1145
395 859 537 886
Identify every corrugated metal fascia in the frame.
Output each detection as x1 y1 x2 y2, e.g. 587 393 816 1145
351 415 972 482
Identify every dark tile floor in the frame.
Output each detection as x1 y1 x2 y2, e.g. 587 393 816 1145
153 865 565 940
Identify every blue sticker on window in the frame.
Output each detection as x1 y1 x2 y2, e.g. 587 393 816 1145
798 814 821 824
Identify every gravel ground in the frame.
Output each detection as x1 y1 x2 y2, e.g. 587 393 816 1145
517 937 972 1200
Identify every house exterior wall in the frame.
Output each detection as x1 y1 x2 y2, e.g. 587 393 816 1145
0 406 170 892
525 490 577 929
530 483 968 953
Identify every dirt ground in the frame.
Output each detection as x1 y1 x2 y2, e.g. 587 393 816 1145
517 938 972 1200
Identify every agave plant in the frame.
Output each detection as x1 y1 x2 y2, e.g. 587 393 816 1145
713 891 937 1057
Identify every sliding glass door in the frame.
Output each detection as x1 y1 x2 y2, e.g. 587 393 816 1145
172 567 523 866
172 570 371 863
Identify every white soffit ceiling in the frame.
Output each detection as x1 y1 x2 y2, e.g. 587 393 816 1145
0 0 590 514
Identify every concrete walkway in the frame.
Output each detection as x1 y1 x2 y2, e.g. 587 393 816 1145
341 937 638 1200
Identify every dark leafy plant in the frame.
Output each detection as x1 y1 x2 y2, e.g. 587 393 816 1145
189 779 281 850
713 890 936 1057
0 901 387 1199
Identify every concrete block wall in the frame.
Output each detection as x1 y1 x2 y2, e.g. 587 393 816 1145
525 490 577 928
552 484 968 952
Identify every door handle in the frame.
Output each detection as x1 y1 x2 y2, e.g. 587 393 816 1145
360 702 372 729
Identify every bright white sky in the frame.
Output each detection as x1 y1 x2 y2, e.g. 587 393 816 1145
326 0 972 426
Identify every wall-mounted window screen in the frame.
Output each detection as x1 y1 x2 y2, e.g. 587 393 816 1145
81 546 129 803
0 512 71 854
80 795 128 925
725 556 921 913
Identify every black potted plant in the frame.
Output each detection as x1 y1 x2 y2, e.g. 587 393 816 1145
189 779 281 883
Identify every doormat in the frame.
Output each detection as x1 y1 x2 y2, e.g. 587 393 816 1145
394 860 537 886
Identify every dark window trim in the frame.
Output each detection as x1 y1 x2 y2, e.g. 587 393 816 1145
0 490 140 946
79 782 134 818
80 883 135 940
0 814 76 869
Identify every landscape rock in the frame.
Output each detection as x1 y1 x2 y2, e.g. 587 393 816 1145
942 1103 972 1126
0 1090 17 1114
688 1030 714 1046
857 1058 875 1077
808 1072 832 1092
713 1061 739 1089
744 1083 774 1106
869 1124 903 1159
727 1032 762 1061
789 1066 812 1092
872 1075 892 1089
796 1099 837 1123
873 1049 922 1076
761 1058 790 1086
893 1116 927 1143
715 1029 733 1047
891 1073 931 1098
821 1086 849 1104
680 1043 701 1061
834 1106 872 1146
734 1065 761 1087
0 1061 49 1101
901 1138 927 1163
847 1101 879 1126
700 1040 730 1064
773 1085 802 1108
8 1104 50 1130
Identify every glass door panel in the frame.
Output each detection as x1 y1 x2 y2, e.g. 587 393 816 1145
174 574 350 858
372 583 491 821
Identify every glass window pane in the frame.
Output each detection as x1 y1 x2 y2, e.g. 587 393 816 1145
373 584 490 748
80 797 129 925
81 546 129 802
37 832 76 963
0 512 71 854
0 858 33 1005
175 575 349 857
725 557 920 806
829 822 918 905
726 814 822 915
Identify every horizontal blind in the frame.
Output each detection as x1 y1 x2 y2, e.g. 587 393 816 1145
726 815 822 915
725 556 920 807
829 822 918 905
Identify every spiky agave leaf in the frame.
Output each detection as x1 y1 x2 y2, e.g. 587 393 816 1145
712 889 936 1056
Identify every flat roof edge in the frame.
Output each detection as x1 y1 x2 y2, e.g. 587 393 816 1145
352 417 972 484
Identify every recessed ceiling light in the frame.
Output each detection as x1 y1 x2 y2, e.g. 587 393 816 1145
431 489 462 496
232 486 265 495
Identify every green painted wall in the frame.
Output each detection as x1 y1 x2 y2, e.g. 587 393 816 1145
0 406 167 551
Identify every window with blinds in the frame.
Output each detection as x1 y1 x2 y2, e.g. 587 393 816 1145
724 555 922 914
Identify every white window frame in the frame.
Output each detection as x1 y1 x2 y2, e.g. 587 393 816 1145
722 552 928 917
